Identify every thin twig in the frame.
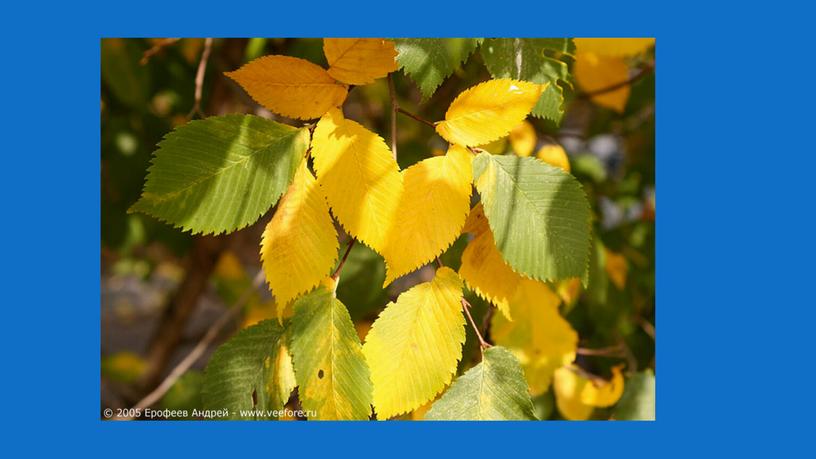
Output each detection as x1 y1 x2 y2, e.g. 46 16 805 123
188 38 213 119
578 62 654 98
120 270 265 419
461 297 491 349
576 344 625 357
387 74 399 160
331 239 356 280
396 107 436 129
140 38 180 65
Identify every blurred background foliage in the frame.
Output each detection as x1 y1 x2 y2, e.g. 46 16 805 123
101 38 654 420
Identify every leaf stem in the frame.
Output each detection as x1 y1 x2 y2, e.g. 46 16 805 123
461 297 491 349
331 239 356 280
396 107 437 129
387 74 399 160
188 37 214 119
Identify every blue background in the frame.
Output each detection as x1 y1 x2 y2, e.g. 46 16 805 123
1 0 813 455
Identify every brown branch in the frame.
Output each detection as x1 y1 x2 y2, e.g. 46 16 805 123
188 38 214 119
396 107 436 129
461 297 491 349
387 74 399 160
140 38 180 65
120 270 266 419
577 344 625 357
331 239 356 280
578 62 654 99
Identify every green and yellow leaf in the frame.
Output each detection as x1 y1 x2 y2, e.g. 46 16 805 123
130 115 309 235
324 38 398 85
472 153 591 282
311 109 403 253
226 55 348 119
260 164 339 316
436 79 544 147
394 38 483 100
491 280 577 395
362 267 466 419
289 287 373 420
202 320 294 419
382 145 472 284
425 346 536 420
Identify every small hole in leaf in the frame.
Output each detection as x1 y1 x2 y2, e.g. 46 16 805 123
318 369 324 379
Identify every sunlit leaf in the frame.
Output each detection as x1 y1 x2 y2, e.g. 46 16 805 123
362 267 466 419
130 115 309 235
425 346 536 420
226 55 348 119
436 79 544 147
382 145 472 284
324 38 398 85
509 120 536 157
311 109 403 253
536 143 571 172
289 287 373 420
472 153 592 282
574 38 654 57
260 164 339 315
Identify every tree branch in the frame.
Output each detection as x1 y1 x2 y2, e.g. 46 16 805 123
396 107 436 129
578 62 654 99
331 239 356 280
188 38 213 119
140 38 180 65
120 270 266 419
461 297 491 349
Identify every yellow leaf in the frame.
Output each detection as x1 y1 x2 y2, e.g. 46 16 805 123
536 144 571 172
574 52 630 113
311 109 403 253
491 280 577 395
604 249 629 289
554 365 625 420
242 300 282 328
225 55 348 120
214 251 245 280
462 203 489 234
260 163 339 318
267 344 297 408
574 38 654 57
362 267 466 419
382 145 472 284
436 79 544 147
324 38 398 85
459 226 520 321
510 120 536 157
557 277 582 306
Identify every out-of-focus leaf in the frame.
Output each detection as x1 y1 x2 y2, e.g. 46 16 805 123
613 369 655 420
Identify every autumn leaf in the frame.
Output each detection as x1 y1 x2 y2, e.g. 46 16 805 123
436 79 544 147
509 120 536 157
382 145 472 284
553 365 625 420
260 163 339 317
574 52 630 113
311 109 403 253
574 38 654 57
604 249 629 289
324 38 398 85
226 55 348 119
362 267 466 419
536 143 571 172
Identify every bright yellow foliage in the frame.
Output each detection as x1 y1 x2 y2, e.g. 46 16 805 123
324 38 398 85
225 55 348 120
536 144 571 172
311 109 403 253
554 365 625 420
260 164 339 318
382 145 472 284
604 249 629 289
574 52 630 113
491 280 577 395
574 38 654 57
436 79 544 147
362 267 466 419
510 120 537 157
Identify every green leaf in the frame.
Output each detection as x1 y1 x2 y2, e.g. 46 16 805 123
614 370 655 420
480 38 574 123
130 115 309 235
425 346 536 420
201 320 294 419
394 38 482 100
472 153 591 282
289 287 373 420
